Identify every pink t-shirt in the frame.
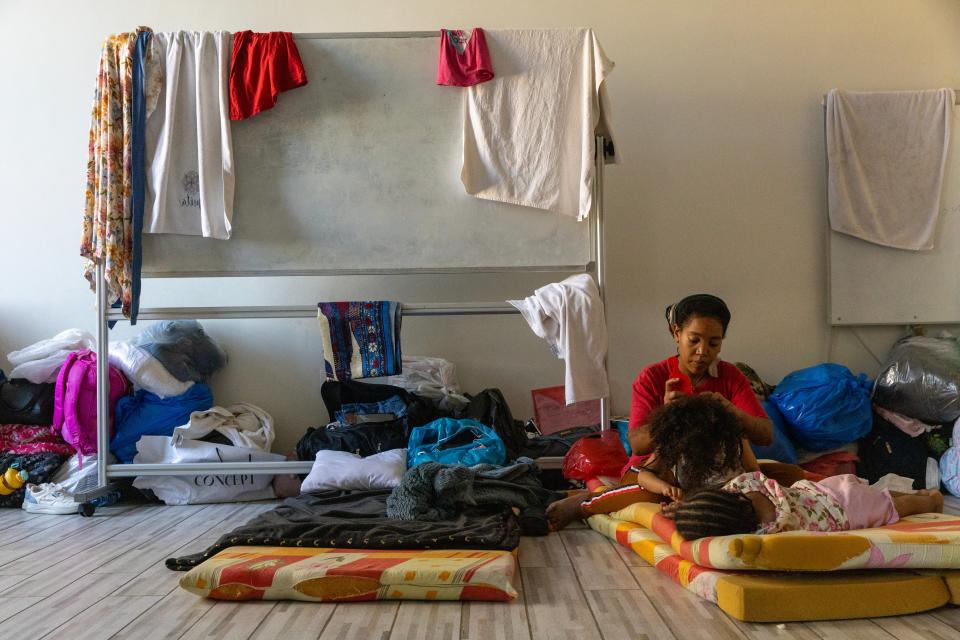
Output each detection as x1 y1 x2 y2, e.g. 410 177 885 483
624 356 767 473
436 28 494 87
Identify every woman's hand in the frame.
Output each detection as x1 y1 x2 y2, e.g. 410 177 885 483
701 391 774 446
700 391 735 413
664 378 686 404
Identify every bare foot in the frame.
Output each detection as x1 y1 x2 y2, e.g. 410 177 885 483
546 491 590 531
272 474 302 498
930 490 945 513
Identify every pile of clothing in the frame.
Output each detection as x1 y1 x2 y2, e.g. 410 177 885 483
165 363 574 571
1 321 288 510
82 29 309 322
0 329 97 510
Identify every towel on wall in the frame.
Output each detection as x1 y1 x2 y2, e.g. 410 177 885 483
508 274 609 404
144 31 235 240
317 301 402 381
826 88 954 250
460 28 617 221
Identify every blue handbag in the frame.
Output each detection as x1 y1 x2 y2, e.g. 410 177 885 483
407 418 506 468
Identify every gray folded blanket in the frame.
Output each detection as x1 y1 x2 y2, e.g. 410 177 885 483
386 458 563 534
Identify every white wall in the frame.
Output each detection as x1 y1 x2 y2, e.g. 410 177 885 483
3 1 960 453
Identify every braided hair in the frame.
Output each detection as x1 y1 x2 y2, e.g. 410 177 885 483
647 395 743 493
664 294 731 337
673 488 759 540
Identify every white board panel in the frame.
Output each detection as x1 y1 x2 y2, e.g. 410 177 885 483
141 34 590 276
829 107 960 325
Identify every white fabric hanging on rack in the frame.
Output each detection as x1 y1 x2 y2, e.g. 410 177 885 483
461 28 617 221
144 31 234 240
508 273 609 404
826 88 953 250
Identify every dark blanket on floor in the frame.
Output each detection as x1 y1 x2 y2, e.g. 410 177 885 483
166 488 521 570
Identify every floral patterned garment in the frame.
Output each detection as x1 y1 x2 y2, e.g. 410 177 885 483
80 28 152 318
723 471 849 534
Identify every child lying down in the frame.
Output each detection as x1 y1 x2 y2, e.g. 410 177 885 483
669 471 943 539
547 394 943 534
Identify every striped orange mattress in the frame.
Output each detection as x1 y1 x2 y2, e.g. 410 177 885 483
606 501 960 571
179 546 519 602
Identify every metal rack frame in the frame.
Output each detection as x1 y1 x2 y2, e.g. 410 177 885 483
92 30 610 489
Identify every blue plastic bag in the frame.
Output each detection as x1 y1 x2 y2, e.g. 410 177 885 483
769 363 873 452
407 418 506 468
749 400 798 464
611 418 631 455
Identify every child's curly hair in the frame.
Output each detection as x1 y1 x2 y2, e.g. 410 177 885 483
648 395 743 492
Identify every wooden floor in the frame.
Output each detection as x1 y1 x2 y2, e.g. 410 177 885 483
0 502 958 640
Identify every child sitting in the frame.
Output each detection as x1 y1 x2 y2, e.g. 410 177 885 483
547 395 747 530
671 471 944 539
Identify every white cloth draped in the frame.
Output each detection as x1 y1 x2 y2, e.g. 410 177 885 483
144 31 234 240
508 273 609 404
461 29 617 221
827 88 953 250
172 402 275 452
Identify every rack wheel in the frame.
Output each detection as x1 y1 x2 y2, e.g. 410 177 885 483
78 503 96 517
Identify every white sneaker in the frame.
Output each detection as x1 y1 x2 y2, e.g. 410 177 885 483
21 483 77 515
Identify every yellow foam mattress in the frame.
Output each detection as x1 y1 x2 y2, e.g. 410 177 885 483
588 514 951 622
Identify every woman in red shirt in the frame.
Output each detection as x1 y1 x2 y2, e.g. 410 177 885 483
547 294 800 530
625 294 770 470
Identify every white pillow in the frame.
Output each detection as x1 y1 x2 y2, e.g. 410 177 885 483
108 341 195 398
301 448 407 493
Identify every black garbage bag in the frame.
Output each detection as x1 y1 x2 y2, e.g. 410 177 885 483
873 336 960 424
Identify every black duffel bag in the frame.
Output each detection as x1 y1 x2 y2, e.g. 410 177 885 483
320 380 447 432
296 419 410 461
0 379 55 426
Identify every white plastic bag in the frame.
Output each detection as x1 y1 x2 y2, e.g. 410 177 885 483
50 453 115 495
385 356 470 411
7 329 96 383
132 435 284 505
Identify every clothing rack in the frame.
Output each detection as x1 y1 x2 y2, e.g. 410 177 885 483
819 89 960 106
91 29 610 492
